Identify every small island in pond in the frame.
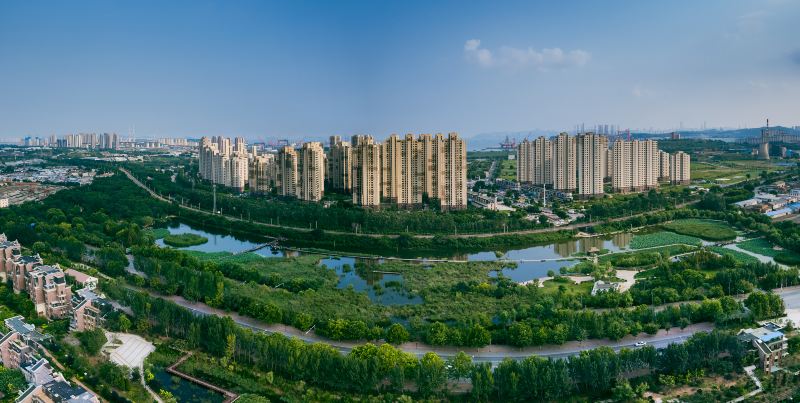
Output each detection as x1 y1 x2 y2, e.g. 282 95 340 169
162 233 209 247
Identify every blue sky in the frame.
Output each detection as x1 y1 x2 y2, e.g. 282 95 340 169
0 0 798 142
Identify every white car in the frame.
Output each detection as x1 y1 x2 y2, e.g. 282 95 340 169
634 341 647 347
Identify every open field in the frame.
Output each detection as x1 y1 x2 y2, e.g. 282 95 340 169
709 246 761 265
497 159 517 181
691 159 783 185
737 238 800 265
662 219 737 241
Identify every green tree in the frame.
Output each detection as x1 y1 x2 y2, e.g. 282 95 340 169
385 323 409 345
417 352 446 396
446 351 473 380
508 322 533 347
427 322 449 345
76 328 107 355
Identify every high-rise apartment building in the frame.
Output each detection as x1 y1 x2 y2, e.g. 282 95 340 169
298 142 325 201
198 133 465 208
277 146 298 197
376 133 466 209
670 151 691 184
26 265 72 320
327 136 352 192
351 135 382 207
229 154 249 192
439 132 467 209
612 140 659 192
576 133 606 197
659 150 671 181
249 154 276 194
552 132 577 192
516 136 552 185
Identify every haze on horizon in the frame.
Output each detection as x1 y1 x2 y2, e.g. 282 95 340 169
0 0 798 142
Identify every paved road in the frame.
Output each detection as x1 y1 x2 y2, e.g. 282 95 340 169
138 287 711 364
120 167 698 239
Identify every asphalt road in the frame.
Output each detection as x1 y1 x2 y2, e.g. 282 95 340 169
152 289 711 364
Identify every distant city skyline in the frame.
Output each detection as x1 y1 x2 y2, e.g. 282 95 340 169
1 0 799 141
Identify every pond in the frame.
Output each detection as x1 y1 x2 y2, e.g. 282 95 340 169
156 222 285 257
320 256 422 305
459 232 633 262
150 369 225 403
154 221 638 285
489 260 578 283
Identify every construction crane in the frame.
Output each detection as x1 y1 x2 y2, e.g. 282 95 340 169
500 135 517 150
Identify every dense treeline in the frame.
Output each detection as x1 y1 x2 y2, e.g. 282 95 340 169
102 280 748 400
482 330 746 401
582 188 694 221
125 244 746 348
630 249 799 306
171 206 577 257
124 161 553 235
593 199 771 234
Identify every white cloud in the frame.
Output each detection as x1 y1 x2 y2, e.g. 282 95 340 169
464 39 590 71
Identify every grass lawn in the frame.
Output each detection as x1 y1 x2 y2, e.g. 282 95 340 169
662 219 737 241
162 233 209 247
182 250 268 265
629 231 703 249
691 159 781 185
497 159 517 181
540 277 593 296
709 246 760 265
737 238 783 257
147 228 170 240
599 244 697 267
737 238 800 265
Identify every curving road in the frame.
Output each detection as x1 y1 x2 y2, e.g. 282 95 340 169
131 286 711 364
119 167 697 240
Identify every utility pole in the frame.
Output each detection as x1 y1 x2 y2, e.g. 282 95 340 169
212 183 217 214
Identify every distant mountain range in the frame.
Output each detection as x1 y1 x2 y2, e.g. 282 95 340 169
466 126 800 150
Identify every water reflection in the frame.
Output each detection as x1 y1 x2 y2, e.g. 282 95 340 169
155 223 285 256
155 221 636 287
320 257 422 306
489 260 577 283
150 369 224 403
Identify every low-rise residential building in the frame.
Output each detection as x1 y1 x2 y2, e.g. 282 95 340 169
738 323 788 372
0 316 98 403
64 269 98 291
70 289 113 332
0 316 48 370
26 265 72 320
16 376 99 403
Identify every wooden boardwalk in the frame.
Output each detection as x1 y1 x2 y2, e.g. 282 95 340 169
166 352 239 402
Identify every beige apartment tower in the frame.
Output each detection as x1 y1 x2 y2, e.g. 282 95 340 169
249 154 276 194
575 133 606 197
516 136 552 185
612 139 659 192
277 146 298 197
659 150 671 181
298 142 326 201
552 132 577 192
351 135 382 207
327 136 352 192
670 151 691 184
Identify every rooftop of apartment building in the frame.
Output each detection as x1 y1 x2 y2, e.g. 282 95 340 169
15 254 42 264
29 265 65 277
3 316 48 343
